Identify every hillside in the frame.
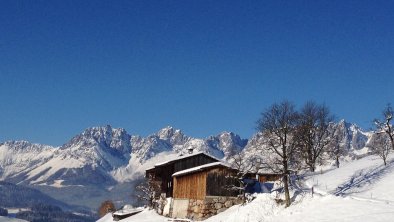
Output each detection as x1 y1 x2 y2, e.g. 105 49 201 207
0 181 70 209
97 154 394 222
0 217 27 222
205 154 394 222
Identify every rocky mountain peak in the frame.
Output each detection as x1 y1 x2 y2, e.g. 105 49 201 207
156 126 189 146
332 120 369 151
157 126 175 138
62 125 131 154
217 131 248 147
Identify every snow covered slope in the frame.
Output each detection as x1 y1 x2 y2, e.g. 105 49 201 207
0 141 55 183
306 155 394 202
205 154 394 222
96 148 394 222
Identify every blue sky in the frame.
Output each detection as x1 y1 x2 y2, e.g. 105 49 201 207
1 0 393 146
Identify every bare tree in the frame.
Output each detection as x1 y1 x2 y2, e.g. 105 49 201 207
296 101 334 172
369 133 391 166
256 100 299 207
327 132 346 168
374 104 394 150
226 152 255 204
135 175 161 209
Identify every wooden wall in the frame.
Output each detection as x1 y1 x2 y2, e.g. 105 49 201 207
173 171 207 200
206 168 239 197
173 155 218 172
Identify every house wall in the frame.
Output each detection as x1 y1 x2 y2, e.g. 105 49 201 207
160 164 175 197
173 155 218 172
171 167 242 220
173 171 207 200
206 168 239 197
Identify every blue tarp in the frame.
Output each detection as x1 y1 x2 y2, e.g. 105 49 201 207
244 179 274 194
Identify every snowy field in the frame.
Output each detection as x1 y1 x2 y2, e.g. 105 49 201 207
98 154 394 222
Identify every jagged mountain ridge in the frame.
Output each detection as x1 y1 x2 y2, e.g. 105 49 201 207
0 125 247 187
0 120 374 187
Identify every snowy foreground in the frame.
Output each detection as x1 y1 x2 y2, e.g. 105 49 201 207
98 154 394 222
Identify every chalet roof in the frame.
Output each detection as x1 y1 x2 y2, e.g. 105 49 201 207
154 151 221 167
172 162 232 177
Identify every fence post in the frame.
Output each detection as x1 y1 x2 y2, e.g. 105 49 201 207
312 186 314 197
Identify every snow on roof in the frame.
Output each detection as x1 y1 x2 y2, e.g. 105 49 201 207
154 151 221 167
145 166 155 171
172 161 231 177
113 208 143 216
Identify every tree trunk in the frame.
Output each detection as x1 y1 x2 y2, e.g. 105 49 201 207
307 146 314 172
386 123 394 150
283 174 291 207
336 156 340 168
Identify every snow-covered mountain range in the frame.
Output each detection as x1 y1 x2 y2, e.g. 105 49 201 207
0 120 374 209
0 126 243 186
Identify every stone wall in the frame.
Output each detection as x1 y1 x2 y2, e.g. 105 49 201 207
186 196 242 220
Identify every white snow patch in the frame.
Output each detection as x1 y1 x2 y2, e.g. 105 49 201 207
172 162 230 177
96 209 167 222
27 156 85 184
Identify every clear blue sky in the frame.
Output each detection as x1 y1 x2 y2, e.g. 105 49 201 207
1 0 393 146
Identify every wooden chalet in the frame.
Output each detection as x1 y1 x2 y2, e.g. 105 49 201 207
145 152 220 198
145 152 282 220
